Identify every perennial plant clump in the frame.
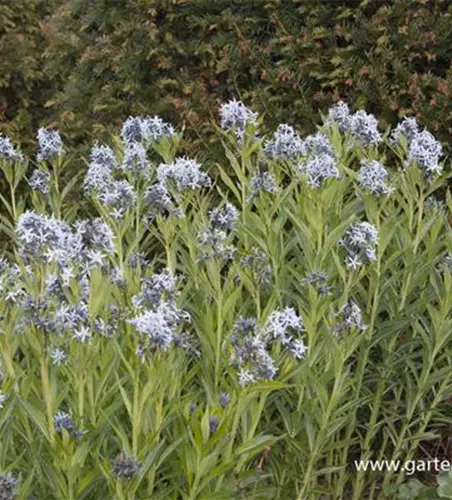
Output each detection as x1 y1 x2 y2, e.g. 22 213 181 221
0 102 451 498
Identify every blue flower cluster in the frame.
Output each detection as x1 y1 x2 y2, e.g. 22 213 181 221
327 101 382 146
333 302 367 336
263 123 339 187
16 212 115 271
301 271 333 296
37 127 63 162
197 203 238 262
84 116 180 220
0 472 18 500
84 144 137 218
271 131 339 187
304 133 335 158
263 124 305 160
121 142 150 174
12 211 121 356
144 183 181 221
209 203 239 232
339 222 378 270
157 157 211 192
227 317 277 386
298 153 340 188
248 171 278 199
0 134 23 162
112 452 141 480
326 100 351 132
28 169 51 194
350 111 382 146
121 116 175 144
408 130 443 177
53 411 85 438
240 248 273 287
391 117 443 177
391 117 419 146
129 270 196 358
358 159 392 196
220 99 258 140
264 307 307 360
227 307 306 386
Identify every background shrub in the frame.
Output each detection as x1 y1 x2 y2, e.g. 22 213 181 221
1 0 452 156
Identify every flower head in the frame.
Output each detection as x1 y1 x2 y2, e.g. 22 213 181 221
129 272 192 357
28 170 50 194
132 270 178 308
0 134 23 162
327 102 381 146
264 124 304 160
219 392 231 408
334 302 367 336
74 219 115 264
209 203 239 231
53 411 76 434
16 211 77 262
121 117 142 143
408 130 443 177
0 472 18 500
209 416 220 435
121 142 150 173
158 157 211 191
301 271 333 296
50 348 67 366
144 183 181 219
121 116 175 144
339 222 378 269
326 101 352 132
249 171 278 199
264 307 304 344
197 227 235 262
72 325 92 344
219 99 258 133
350 111 381 146
112 452 140 480
99 180 136 212
227 308 307 386
298 154 340 187
304 133 335 158
391 117 419 146
37 127 63 162
90 144 117 171
358 159 392 196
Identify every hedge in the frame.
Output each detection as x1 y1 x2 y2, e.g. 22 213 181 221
1 0 451 157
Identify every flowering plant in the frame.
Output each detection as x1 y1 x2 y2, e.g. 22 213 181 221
0 102 450 498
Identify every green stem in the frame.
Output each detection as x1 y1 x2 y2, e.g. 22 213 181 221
41 353 54 442
393 372 452 486
399 193 424 312
214 290 223 389
381 353 436 489
338 242 382 496
53 159 61 218
10 185 16 221
297 371 343 499
352 338 397 500
132 373 139 455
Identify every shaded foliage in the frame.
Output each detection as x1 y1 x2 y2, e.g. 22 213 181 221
1 0 451 157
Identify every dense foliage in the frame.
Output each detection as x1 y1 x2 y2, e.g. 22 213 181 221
1 0 452 156
0 101 451 498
